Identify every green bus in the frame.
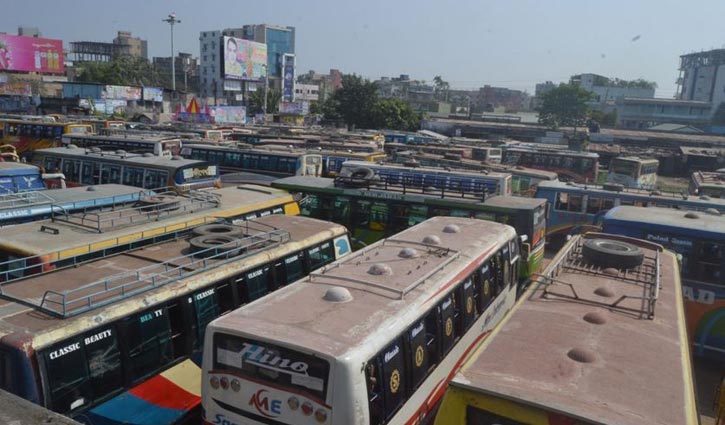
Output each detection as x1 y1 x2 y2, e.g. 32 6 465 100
272 176 547 283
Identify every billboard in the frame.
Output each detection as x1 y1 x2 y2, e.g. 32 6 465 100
0 34 64 74
279 101 309 115
223 36 268 80
282 54 295 102
210 106 247 125
142 87 163 102
0 82 32 96
104 85 142 101
223 79 242 92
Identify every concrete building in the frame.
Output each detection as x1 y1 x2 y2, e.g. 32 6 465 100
198 30 222 100
239 24 295 91
616 97 711 129
677 49 725 115
113 31 147 60
294 83 319 102
571 73 655 111
533 81 556 109
17 26 41 37
297 69 342 102
153 52 199 93
476 85 529 112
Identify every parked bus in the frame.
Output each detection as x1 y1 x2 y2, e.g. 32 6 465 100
33 146 221 191
202 217 520 425
0 162 49 193
602 206 725 361
319 150 387 177
0 119 94 154
0 215 351 425
391 151 557 196
502 145 599 183
272 176 546 281
536 179 725 247
181 144 323 177
61 133 183 156
0 184 301 279
435 232 697 425
384 142 472 159
0 184 151 226
339 160 512 197
690 170 725 198
0 144 20 162
607 156 659 189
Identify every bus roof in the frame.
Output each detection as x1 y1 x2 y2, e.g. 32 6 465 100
64 133 181 142
0 215 346 348
611 156 659 164
605 205 725 234
37 146 206 168
0 185 295 257
0 184 147 215
505 146 599 158
691 171 725 189
450 234 696 425
210 217 516 358
183 143 315 158
538 180 725 207
343 160 511 179
0 162 40 174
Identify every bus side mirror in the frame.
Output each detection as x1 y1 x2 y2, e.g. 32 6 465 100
521 242 531 258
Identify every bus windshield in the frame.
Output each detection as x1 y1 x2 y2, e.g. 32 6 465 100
213 334 330 402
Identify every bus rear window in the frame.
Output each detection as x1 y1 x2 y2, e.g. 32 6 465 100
213 334 329 402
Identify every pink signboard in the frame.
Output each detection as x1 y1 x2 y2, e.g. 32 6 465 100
0 34 65 74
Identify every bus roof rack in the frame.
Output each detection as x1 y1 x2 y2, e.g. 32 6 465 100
333 175 490 201
0 220 290 318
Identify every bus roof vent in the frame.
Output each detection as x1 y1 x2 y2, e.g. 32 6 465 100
90 147 102 153
684 211 700 219
705 208 721 216
602 183 623 192
323 287 353 303
66 144 78 149
700 195 712 201
86 185 97 192
442 224 461 234
368 263 393 276
398 247 419 258
567 347 597 364
649 190 662 196
143 152 155 157
116 149 127 155
422 235 441 245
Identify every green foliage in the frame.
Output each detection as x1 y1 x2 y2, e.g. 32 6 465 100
589 109 618 127
433 75 450 101
76 56 162 87
711 102 725 126
321 74 421 130
537 83 592 130
579 74 657 90
247 88 281 114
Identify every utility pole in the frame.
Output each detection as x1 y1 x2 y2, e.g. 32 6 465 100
263 64 268 114
162 13 181 91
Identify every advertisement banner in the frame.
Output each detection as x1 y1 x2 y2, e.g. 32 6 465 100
142 87 164 102
223 36 268 80
223 79 242 92
278 101 309 115
0 82 32 96
104 85 142 101
210 106 247 125
0 34 64 74
282 54 295 102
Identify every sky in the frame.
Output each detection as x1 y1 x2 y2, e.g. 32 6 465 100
3 0 725 98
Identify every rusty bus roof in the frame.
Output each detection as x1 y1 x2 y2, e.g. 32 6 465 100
691 170 725 189
0 215 347 350
211 217 516 358
0 184 296 258
450 233 697 425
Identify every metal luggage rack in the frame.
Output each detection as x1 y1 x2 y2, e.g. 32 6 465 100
537 236 661 319
333 175 490 201
308 238 458 300
1 220 290 318
50 187 221 233
0 188 54 211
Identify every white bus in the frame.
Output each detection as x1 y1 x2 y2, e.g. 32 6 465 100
202 216 521 425
607 156 659 189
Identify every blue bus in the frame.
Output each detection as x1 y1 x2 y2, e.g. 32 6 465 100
339 160 512 197
0 162 47 193
536 180 725 246
602 206 725 361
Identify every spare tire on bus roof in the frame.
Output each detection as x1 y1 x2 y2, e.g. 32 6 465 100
189 235 241 258
348 167 375 180
582 238 644 269
192 223 244 238
137 195 181 212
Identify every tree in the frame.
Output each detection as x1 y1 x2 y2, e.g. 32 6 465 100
537 83 592 131
589 109 617 127
76 56 162 87
329 74 379 129
369 98 422 131
433 75 450 102
247 88 282 114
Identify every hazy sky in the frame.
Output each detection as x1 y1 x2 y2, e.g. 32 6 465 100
3 0 725 97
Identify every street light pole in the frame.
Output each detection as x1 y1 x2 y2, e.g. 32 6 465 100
162 13 181 92
262 65 268 114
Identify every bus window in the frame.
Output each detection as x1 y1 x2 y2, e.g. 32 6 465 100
586 197 601 214
191 288 219 350
301 194 321 217
122 167 144 187
451 209 473 218
602 198 615 211
332 196 351 224
699 241 723 282
477 263 493 313
238 266 272 302
460 278 476 329
0 350 12 392
309 241 334 269
555 192 569 211
379 338 407 420
274 253 305 285
568 194 583 212
120 307 173 384
423 308 440 370
44 337 93 413
407 320 428 390
352 199 372 228
370 202 389 232
85 327 123 400
439 295 456 354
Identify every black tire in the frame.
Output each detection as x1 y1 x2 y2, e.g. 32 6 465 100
349 167 375 180
189 235 240 258
138 195 181 212
191 223 244 238
582 238 644 269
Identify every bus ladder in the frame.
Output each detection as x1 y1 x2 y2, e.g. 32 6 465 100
25 220 291 318
50 187 221 233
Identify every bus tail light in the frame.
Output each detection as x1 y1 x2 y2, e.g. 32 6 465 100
231 379 241 392
210 376 220 389
301 402 313 416
220 377 229 390
314 408 328 423
287 397 300 411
